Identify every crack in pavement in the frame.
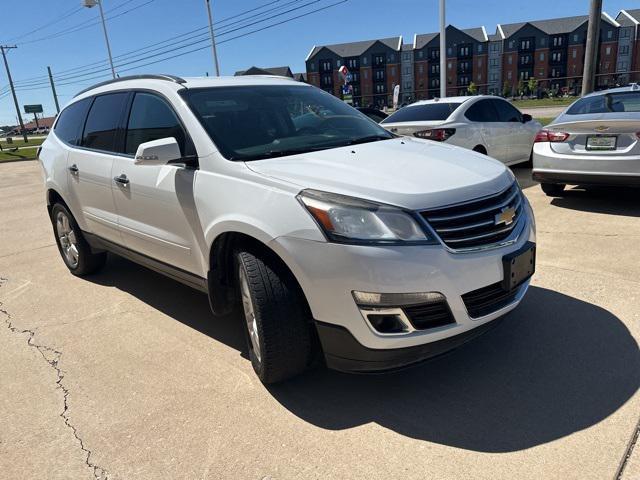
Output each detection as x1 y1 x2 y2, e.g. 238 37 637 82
616 416 640 480
0 277 109 480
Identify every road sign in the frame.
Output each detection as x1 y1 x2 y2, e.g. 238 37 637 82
24 104 43 114
345 73 353 83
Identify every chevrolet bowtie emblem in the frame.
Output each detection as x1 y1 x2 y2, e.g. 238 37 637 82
594 125 610 132
495 206 516 226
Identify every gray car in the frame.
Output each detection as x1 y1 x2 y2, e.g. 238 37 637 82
532 84 640 196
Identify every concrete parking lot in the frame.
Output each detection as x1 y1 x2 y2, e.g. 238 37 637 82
1 160 639 480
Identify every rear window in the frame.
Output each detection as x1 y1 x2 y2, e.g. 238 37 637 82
53 98 91 145
381 103 462 123
566 91 640 115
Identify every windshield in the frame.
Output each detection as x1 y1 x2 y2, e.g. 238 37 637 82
566 91 640 115
183 85 393 161
381 103 462 123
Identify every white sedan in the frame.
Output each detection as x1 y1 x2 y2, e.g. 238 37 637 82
380 96 541 166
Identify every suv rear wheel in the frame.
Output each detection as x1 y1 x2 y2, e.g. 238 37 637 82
540 183 565 197
51 203 106 275
236 249 313 384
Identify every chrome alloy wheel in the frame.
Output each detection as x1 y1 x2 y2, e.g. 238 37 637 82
239 264 261 363
55 211 79 268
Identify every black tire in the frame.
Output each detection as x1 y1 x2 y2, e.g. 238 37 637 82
540 183 565 197
473 145 487 155
236 249 312 384
51 203 106 276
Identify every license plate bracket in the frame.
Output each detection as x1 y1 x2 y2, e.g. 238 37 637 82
502 242 536 291
586 135 616 151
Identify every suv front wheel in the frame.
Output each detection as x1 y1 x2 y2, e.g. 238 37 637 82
236 249 313 384
51 203 106 275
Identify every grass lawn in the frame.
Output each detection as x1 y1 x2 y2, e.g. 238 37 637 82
0 137 45 148
0 147 38 162
512 97 575 108
534 117 555 126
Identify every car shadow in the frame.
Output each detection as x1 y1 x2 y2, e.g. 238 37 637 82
87 257 640 453
550 186 640 218
511 165 537 189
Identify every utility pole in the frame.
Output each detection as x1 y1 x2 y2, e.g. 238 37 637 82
439 0 446 98
83 0 116 78
582 0 602 95
47 66 60 114
0 45 28 142
205 0 220 76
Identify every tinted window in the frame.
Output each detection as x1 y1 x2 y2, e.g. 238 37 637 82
465 100 499 122
566 91 640 114
125 93 186 155
184 85 392 161
492 99 522 122
53 98 91 145
82 93 128 152
381 103 462 123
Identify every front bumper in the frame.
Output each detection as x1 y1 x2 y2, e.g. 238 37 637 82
269 201 536 372
532 143 640 186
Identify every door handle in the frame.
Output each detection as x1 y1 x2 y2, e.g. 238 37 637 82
68 164 79 174
113 174 129 186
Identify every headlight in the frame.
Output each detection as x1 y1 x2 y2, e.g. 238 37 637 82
297 189 436 245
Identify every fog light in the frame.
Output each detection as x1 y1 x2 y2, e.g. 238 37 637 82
367 313 407 333
352 291 445 307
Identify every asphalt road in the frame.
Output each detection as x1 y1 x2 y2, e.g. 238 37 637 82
1 160 639 480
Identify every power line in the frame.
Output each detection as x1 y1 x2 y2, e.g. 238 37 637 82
18 0 152 46
13 0 295 85
13 0 319 89
3 6 84 43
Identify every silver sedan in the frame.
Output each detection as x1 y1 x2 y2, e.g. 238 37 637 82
532 84 640 196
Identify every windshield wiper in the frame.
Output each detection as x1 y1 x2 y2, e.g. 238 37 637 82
343 135 393 146
239 146 332 161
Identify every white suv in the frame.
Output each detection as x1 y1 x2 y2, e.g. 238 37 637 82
39 74 536 383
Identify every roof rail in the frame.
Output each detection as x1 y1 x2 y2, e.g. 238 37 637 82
74 74 186 97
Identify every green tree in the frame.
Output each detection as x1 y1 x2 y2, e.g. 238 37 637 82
467 81 477 95
502 80 511 98
527 78 538 97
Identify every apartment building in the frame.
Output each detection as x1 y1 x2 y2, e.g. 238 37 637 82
305 9 640 105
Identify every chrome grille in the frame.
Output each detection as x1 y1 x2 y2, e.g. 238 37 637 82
421 183 524 250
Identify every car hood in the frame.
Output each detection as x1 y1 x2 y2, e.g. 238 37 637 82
245 137 512 210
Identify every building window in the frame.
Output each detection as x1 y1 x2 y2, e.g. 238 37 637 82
418 50 423 59
478 44 483 53
373 54 385 66
391 67 396 76
363 57 367 65
519 70 530 80
607 30 612 39
403 53 410 61
521 55 531 65
447 47 452 55
363 70 368 79
604 62 610 70
551 52 562 62
540 52 545 61
572 49 577 59
404 66 411 74
390 54 395 61
552 36 563 47
507 71 512 80
405 81 412 89
320 60 332 72
347 58 358 69
477 74 482 81
418 64 424 74
448 61 452 70
508 55 512 65
430 64 439 74
620 45 629 55
573 34 579 42
605 46 611 55
618 61 629 71
458 45 470 57
478 58 482 67
310 62 315 70
621 28 630 38
509 41 514 48
520 39 531 50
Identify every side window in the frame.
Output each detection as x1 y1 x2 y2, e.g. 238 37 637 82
53 98 91 145
493 99 522 123
81 92 128 152
465 100 498 122
125 92 186 155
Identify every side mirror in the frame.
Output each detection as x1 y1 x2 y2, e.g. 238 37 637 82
134 137 182 166
522 113 533 123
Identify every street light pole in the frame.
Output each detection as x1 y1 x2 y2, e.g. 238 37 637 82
205 0 220 76
0 45 28 142
439 0 446 98
47 66 61 114
83 0 116 79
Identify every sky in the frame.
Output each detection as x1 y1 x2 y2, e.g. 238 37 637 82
0 0 633 125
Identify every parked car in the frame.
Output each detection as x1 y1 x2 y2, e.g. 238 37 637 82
356 106 388 123
532 84 640 196
39 75 536 384
380 96 541 166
